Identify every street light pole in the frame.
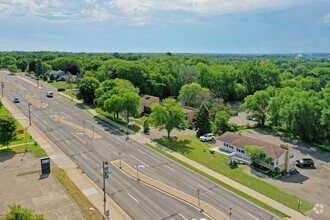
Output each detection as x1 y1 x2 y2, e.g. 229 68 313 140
28 103 31 126
119 152 122 169
197 189 201 210
103 161 108 220
126 111 129 141
25 127 27 152
136 163 139 180
92 125 95 138
70 83 73 102
83 120 85 132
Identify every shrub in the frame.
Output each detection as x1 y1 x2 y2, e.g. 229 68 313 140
50 74 55 80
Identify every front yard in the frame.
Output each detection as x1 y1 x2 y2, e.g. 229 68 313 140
155 135 313 213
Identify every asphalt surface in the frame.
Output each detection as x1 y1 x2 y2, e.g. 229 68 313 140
1 72 278 220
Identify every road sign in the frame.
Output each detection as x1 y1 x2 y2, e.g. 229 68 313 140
41 158 51 175
104 167 109 172
105 175 109 179
14 130 24 134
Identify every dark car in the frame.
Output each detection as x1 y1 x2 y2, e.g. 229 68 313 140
14 98 20 103
55 77 65 82
296 158 314 167
57 88 66 92
48 80 54 83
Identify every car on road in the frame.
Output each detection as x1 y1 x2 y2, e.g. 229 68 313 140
13 98 20 103
48 80 54 83
46 91 54 98
57 88 65 92
296 158 314 167
199 133 215 142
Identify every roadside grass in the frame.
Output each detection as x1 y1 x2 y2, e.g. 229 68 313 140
51 167 103 220
145 143 290 218
0 106 34 147
49 81 77 89
154 135 313 213
0 144 47 157
62 91 78 99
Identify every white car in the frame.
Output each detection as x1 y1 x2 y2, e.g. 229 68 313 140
199 133 215 142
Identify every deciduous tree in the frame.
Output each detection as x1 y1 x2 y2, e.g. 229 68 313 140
150 98 187 139
3 203 44 220
0 117 17 148
77 77 100 103
178 83 209 108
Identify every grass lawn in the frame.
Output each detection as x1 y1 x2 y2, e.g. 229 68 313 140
155 135 313 213
0 144 47 157
0 106 34 147
62 90 78 99
51 167 103 219
49 81 77 89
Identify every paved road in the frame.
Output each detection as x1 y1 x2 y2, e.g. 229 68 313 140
1 72 278 220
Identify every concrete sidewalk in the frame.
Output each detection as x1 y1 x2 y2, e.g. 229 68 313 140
0 142 35 150
1 96 131 220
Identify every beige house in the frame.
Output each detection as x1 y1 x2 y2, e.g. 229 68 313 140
138 94 160 115
217 132 296 171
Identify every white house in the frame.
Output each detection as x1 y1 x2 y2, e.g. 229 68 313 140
217 132 296 171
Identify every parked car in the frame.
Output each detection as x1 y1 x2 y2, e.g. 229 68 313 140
13 98 20 103
55 77 65 82
296 158 314 167
57 88 65 92
48 80 54 83
199 133 215 142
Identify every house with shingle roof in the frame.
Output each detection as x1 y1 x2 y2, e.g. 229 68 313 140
217 132 296 171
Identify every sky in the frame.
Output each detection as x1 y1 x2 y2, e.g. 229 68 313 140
0 0 329 53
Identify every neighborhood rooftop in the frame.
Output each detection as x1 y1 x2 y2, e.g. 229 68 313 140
217 132 287 159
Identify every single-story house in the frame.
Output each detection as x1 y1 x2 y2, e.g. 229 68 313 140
217 132 296 171
139 94 160 114
182 105 197 128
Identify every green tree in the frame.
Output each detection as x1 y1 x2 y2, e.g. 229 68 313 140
3 203 44 220
35 59 42 77
50 74 55 80
104 95 124 118
1 56 16 68
149 98 187 139
7 64 17 73
0 117 17 148
122 92 141 124
193 104 211 137
16 59 29 72
178 83 210 108
245 145 264 166
212 111 230 135
240 90 270 126
0 99 3 109
77 77 100 103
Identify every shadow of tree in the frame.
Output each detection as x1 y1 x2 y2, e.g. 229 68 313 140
0 152 16 163
156 137 193 154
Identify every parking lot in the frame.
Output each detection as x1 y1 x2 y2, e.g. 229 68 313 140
0 153 84 219
241 129 330 220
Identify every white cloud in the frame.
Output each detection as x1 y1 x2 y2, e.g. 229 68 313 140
323 13 330 24
0 0 303 24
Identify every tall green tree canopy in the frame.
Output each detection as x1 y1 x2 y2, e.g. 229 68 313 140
178 83 209 108
193 104 211 137
149 98 187 138
0 117 17 148
3 203 44 220
77 77 100 103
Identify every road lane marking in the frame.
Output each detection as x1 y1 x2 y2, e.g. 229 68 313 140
65 140 71 145
199 184 216 195
71 132 86 144
129 155 149 167
136 148 146 154
247 212 259 220
81 154 87 159
178 213 188 220
127 192 139 203
165 165 177 172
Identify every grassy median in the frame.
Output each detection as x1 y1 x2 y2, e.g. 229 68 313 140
51 167 103 220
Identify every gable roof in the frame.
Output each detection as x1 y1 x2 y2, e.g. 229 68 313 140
217 132 286 159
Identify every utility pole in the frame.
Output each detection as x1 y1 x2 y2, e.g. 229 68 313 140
25 127 28 152
119 152 122 169
136 163 139 180
70 82 73 102
83 120 85 132
28 103 32 126
92 125 95 138
126 111 129 141
103 161 109 220
197 189 201 210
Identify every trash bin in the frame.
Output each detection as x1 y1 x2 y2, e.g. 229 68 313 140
34 141 37 146
203 147 206 152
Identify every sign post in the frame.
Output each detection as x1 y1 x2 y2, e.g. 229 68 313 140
41 158 51 175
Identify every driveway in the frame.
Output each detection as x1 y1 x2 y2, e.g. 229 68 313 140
0 153 84 219
241 129 330 220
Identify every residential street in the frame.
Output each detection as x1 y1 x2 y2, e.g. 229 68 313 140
1 71 278 220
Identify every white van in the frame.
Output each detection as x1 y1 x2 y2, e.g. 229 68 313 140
47 91 54 97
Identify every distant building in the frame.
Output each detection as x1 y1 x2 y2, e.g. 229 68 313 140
49 70 65 78
217 132 296 171
139 94 160 115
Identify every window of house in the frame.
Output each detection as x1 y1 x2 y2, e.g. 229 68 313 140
224 142 226 146
241 150 245 154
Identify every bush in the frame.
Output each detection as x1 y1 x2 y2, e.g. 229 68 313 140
50 74 55 80
230 110 238 116
271 167 281 177
229 123 238 132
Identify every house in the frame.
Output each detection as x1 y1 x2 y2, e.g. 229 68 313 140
217 132 296 171
182 105 198 128
139 94 160 115
49 70 65 78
